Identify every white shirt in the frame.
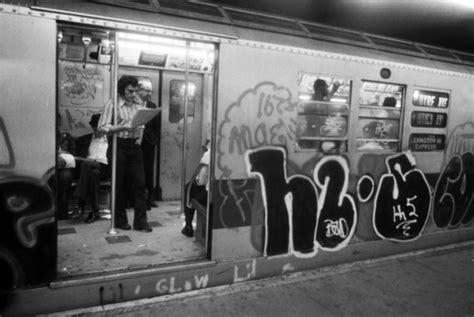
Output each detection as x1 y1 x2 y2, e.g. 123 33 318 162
87 134 108 165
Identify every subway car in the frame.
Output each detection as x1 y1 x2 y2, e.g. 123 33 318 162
1 0 473 314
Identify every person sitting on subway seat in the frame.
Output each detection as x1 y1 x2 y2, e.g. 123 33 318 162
56 115 77 220
71 113 110 224
181 140 210 238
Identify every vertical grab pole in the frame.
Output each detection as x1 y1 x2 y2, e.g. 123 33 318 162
108 32 119 235
180 41 191 216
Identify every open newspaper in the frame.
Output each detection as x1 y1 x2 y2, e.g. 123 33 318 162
130 108 161 127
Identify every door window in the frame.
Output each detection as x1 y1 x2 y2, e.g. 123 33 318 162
357 81 405 151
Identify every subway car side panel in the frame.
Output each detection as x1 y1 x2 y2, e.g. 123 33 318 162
211 42 474 260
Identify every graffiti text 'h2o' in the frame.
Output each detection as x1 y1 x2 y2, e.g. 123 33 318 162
245 146 356 257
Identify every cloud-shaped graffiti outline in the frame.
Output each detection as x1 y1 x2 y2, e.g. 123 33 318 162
217 82 297 179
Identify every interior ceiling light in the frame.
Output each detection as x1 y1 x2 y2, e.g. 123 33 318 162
453 0 474 9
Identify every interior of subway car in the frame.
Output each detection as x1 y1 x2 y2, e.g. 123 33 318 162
55 25 215 278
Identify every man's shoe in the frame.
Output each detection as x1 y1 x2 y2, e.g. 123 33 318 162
150 202 158 208
116 223 131 230
69 206 84 220
85 212 100 224
134 224 152 233
181 225 194 237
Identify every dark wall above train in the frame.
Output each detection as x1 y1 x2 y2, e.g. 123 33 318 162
20 0 474 68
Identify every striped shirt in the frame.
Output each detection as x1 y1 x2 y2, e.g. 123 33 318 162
98 96 144 139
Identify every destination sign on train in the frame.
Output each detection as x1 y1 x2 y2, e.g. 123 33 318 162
411 111 447 128
409 133 446 151
412 90 449 108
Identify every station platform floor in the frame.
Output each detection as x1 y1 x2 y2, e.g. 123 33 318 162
57 200 206 280
51 241 474 316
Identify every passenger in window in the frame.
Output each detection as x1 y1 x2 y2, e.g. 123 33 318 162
382 95 397 107
312 79 341 101
369 94 381 106
181 140 210 238
72 114 110 224
138 78 161 210
98 75 152 233
309 78 344 154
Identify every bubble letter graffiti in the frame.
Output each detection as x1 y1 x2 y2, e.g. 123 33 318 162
373 152 431 241
433 153 474 228
314 156 357 250
245 146 318 256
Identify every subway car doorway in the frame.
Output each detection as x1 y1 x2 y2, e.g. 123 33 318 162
56 26 215 279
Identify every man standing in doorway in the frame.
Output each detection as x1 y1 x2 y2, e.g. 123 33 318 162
98 75 152 232
138 77 161 210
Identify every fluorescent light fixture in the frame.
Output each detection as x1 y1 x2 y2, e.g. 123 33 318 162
453 0 474 9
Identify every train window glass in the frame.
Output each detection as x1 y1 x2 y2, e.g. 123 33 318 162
169 80 196 123
451 51 474 64
302 23 370 44
419 45 457 60
159 0 225 18
357 81 405 151
365 35 422 54
296 73 352 153
226 8 304 32
92 0 156 11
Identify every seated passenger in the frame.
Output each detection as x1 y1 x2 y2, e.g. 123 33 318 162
57 115 77 220
73 114 110 223
181 141 210 238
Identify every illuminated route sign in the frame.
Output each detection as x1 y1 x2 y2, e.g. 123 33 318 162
411 111 447 128
412 90 449 108
409 133 445 151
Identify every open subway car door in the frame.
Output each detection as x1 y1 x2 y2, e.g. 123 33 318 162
56 26 215 278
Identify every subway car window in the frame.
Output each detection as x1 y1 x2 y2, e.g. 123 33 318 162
357 81 405 151
169 80 196 123
296 73 352 153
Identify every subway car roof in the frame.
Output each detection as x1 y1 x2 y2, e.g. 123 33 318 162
10 0 474 75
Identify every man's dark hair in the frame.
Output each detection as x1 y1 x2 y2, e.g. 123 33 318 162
117 75 139 96
313 79 328 91
383 96 397 107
